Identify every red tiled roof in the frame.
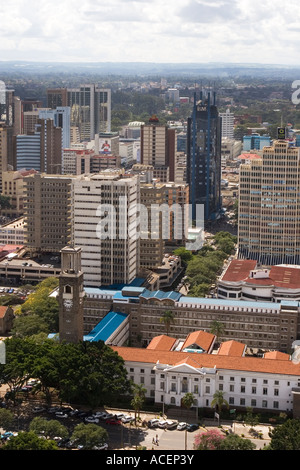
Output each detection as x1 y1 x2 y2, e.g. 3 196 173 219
264 351 290 361
111 346 300 376
218 340 246 357
0 306 9 318
181 330 215 353
147 335 176 351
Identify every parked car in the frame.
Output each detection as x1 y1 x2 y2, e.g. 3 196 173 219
121 415 134 424
166 420 178 430
186 423 199 432
55 412 68 419
158 420 168 428
102 413 114 420
92 443 108 450
177 422 187 431
106 418 121 425
114 413 124 420
32 406 46 413
148 418 159 428
85 416 99 423
93 412 106 418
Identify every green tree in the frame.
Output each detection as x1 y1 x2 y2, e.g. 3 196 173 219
0 408 15 430
70 423 108 450
131 383 146 423
268 419 300 450
11 314 49 338
0 195 11 210
159 310 176 336
173 247 193 264
29 417 69 440
182 392 195 451
211 391 229 424
2 431 58 450
219 433 256 450
210 320 225 346
244 407 260 428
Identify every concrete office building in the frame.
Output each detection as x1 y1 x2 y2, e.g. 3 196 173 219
238 140 300 265
140 116 176 182
14 118 63 174
0 123 14 192
72 171 140 287
38 107 71 150
220 108 234 139
23 173 73 255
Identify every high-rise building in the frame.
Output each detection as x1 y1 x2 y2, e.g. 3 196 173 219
72 171 140 287
243 133 272 151
23 173 73 254
14 118 62 173
219 108 234 139
238 140 300 264
47 88 68 109
187 92 222 222
0 123 14 192
67 85 111 142
140 116 176 182
38 107 71 149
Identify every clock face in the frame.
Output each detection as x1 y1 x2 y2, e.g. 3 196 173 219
64 299 73 310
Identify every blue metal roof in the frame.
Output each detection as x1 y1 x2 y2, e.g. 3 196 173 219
179 296 282 309
84 311 128 343
140 290 182 302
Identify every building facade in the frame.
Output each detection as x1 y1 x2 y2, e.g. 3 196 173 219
238 140 300 264
187 92 222 221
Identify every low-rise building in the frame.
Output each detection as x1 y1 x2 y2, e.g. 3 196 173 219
112 332 300 418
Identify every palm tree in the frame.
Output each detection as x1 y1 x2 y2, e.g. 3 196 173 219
182 392 195 450
160 310 176 336
131 383 146 425
210 320 225 347
211 390 229 424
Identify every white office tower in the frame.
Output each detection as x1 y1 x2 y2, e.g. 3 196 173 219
72 171 140 287
220 108 234 139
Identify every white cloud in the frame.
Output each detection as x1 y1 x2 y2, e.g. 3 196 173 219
0 0 298 65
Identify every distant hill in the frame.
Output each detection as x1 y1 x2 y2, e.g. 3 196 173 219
1 61 300 78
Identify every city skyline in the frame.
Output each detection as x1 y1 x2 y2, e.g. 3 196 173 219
1 0 300 66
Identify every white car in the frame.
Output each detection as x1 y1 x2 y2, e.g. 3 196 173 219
158 420 168 428
85 416 99 423
92 443 108 450
177 422 187 431
121 415 134 424
55 413 68 419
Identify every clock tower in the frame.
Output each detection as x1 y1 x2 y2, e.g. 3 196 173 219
58 245 85 343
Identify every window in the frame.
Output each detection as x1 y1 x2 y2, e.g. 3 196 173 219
273 401 279 409
230 385 234 392
205 386 210 394
274 389 279 396
263 388 268 395
229 397 234 404
252 387 256 394
262 400 268 408
251 399 256 407
240 398 245 406
241 386 245 393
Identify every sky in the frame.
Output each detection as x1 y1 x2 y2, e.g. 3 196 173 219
1 0 300 65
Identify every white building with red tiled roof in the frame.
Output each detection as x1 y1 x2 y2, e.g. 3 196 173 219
218 259 300 303
112 330 300 418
